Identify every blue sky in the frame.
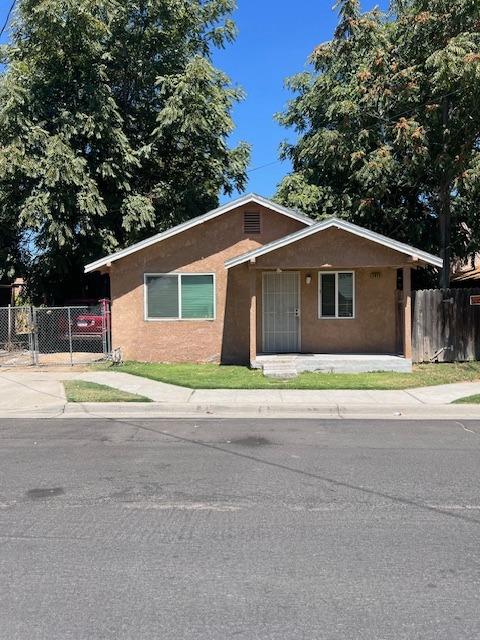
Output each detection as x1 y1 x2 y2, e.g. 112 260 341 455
214 0 389 200
0 0 388 200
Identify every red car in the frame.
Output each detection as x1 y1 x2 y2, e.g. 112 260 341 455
71 312 104 339
59 311 104 340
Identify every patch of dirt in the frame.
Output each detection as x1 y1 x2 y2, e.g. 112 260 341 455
0 350 34 367
37 352 105 366
0 353 104 369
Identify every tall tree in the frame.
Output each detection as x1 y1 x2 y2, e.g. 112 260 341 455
0 0 249 302
276 0 480 284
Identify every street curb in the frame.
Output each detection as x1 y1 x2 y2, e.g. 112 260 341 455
1 402 479 420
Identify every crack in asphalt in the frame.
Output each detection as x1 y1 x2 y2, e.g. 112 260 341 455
79 409 480 527
2 371 480 525
455 420 480 436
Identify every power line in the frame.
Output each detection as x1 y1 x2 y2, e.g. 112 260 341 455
246 88 467 174
0 0 17 40
247 159 283 173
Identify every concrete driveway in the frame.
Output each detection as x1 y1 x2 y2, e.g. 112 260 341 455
0 369 66 415
1 417 480 639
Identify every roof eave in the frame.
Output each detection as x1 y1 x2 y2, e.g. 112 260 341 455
84 193 314 273
225 218 443 269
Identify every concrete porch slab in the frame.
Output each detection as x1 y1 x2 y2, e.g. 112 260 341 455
253 353 413 376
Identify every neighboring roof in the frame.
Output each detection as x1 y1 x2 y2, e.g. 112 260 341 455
84 194 314 273
451 253 480 282
452 268 480 282
224 217 443 269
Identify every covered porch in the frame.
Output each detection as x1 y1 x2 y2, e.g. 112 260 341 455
246 264 413 376
223 217 443 375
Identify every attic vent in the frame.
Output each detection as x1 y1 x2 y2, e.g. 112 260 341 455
244 211 261 235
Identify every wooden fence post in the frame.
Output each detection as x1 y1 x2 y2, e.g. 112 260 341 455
411 287 480 362
403 267 412 360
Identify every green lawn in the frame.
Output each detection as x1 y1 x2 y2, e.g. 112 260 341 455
452 394 480 404
94 360 480 390
63 380 151 402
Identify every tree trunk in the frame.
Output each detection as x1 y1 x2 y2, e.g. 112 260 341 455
439 97 451 289
439 183 451 289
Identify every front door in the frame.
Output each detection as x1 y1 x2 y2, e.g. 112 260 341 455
262 272 300 353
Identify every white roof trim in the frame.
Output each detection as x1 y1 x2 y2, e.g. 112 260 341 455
224 217 443 269
84 193 314 273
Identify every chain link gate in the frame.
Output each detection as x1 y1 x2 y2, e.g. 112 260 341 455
0 306 36 366
0 300 111 367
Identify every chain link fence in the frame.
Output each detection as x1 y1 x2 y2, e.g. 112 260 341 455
0 306 35 366
0 300 111 367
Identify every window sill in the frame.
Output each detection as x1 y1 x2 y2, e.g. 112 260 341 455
144 318 216 322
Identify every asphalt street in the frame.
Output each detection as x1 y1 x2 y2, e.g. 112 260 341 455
0 417 480 639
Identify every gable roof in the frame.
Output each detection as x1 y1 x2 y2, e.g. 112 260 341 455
224 217 443 269
84 193 314 273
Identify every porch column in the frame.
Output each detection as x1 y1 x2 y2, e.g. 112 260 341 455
403 266 412 360
249 264 257 365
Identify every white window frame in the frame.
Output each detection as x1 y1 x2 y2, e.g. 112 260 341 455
318 271 355 319
144 272 216 321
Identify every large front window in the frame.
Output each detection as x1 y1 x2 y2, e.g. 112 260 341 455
318 271 355 318
145 274 215 320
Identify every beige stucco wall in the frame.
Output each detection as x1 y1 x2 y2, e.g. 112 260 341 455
255 267 398 354
251 227 409 355
109 204 305 363
254 227 412 269
108 211 411 363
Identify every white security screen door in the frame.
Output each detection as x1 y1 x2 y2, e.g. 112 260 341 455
262 272 300 353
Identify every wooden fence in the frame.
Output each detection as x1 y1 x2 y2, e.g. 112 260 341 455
412 288 480 363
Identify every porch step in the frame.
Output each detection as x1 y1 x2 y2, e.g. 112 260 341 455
259 360 298 379
253 354 413 376
262 366 298 379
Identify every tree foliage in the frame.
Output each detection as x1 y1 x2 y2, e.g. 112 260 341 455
0 0 249 300
276 0 480 275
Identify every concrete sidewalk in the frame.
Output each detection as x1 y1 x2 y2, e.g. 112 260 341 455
81 371 480 405
1 368 480 419
0 369 66 415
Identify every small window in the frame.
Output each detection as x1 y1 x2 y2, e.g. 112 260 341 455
243 211 261 234
321 273 336 317
145 274 215 320
146 275 179 319
181 275 214 319
318 271 355 318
